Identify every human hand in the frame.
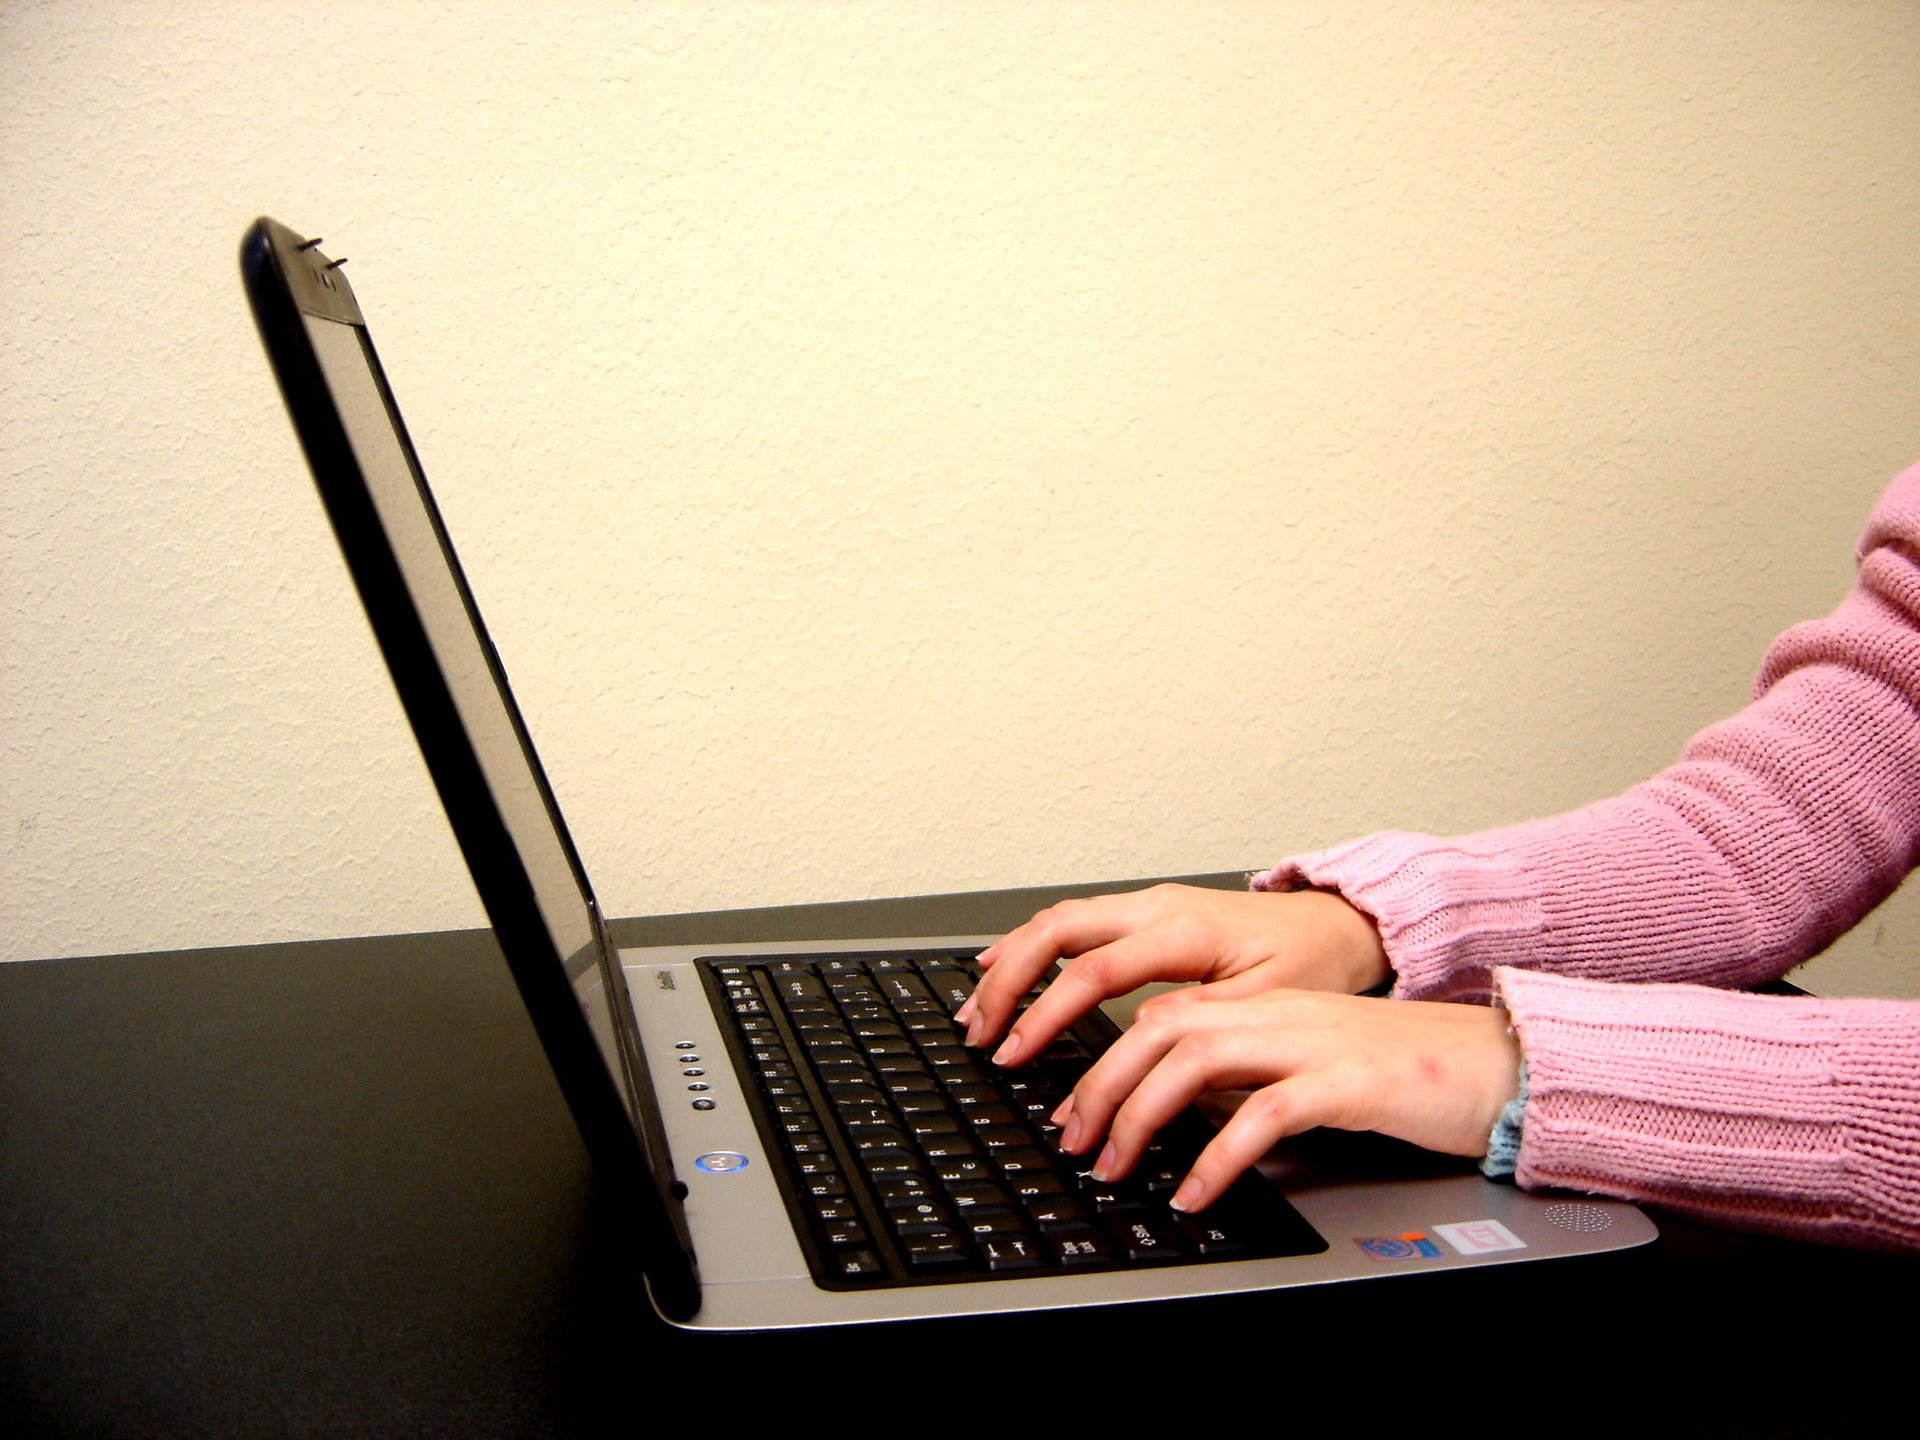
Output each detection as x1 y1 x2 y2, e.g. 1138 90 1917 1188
956 883 1391 1065
1056 987 1522 1212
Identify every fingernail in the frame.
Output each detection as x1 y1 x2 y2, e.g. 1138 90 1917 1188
1059 1115 1084 1153
1170 1177 1204 1212
1090 1141 1117 1181
954 995 976 1025
975 943 1001 964
991 1032 1022 1066
1050 1095 1075 1126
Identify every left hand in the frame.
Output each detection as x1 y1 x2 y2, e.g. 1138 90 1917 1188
1052 986 1522 1212
960 883 1390 1060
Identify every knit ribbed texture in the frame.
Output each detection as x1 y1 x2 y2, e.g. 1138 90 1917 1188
1251 460 1920 1250
1497 969 1920 1251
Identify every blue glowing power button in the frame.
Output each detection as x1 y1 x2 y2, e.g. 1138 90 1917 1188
694 1152 750 1174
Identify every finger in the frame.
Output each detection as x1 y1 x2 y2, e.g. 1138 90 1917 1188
992 927 1232 1068
1059 995 1269 1159
1170 1072 1347 1212
962 893 1159 1047
961 905 1105 1045
1052 1002 1191 1157
1089 1022 1305 1181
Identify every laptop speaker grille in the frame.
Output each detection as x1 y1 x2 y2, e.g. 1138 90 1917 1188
1540 1202 1614 1234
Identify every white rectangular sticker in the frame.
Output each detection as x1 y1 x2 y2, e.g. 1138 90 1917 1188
1432 1219 1527 1256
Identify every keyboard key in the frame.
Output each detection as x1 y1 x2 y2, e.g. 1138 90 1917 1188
980 1235 1043 1271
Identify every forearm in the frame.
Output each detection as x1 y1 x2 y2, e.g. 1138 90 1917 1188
1495 967 1920 1252
1257 463 1920 1000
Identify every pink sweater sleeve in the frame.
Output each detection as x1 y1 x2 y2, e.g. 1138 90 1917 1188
1253 461 1920 1249
1494 968 1920 1250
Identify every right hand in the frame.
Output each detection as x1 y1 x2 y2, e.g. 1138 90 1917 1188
1055 985 1521 1211
956 883 1391 1065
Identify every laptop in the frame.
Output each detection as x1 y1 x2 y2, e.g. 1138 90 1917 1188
240 216 1656 1329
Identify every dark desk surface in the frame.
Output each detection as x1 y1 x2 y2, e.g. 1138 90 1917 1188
2 876 1902 1435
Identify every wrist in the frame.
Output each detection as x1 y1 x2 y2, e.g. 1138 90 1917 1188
1289 887 1393 994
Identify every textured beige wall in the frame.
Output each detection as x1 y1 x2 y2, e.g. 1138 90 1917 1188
4 3 1918 999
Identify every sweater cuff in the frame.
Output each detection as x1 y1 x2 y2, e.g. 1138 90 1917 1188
1492 966 1920 1251
1252 784 1838 1002
1479 1058 1528 1180
1253 831 1549 1003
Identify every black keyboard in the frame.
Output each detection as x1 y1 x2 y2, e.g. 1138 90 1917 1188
703 951 1325 1288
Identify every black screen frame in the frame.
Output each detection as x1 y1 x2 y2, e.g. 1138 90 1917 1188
241 216 698 1321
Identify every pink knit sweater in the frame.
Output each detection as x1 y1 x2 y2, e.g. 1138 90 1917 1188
1255 462 1920 1251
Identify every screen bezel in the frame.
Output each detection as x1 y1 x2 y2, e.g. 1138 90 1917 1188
240 216 698 1321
